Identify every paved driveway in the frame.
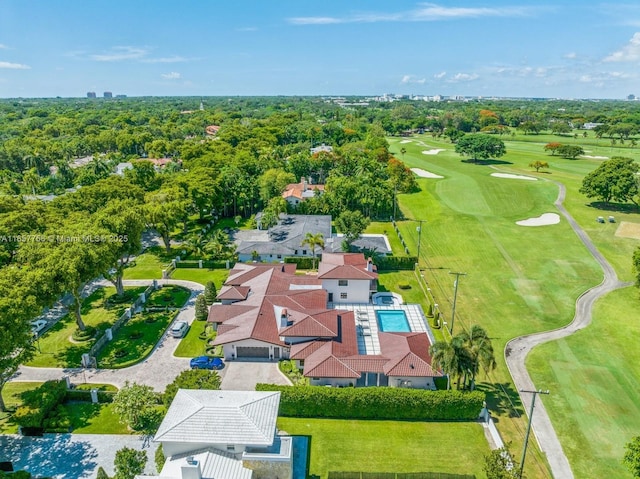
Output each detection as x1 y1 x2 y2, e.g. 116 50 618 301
220 361 291 390
0 433 158 479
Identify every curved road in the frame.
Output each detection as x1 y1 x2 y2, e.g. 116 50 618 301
505 182 632 479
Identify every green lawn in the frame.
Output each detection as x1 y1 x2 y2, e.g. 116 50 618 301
123 251 169 280
0 382 43 433
387 133 640 478
97 310 178 368
26 286 146 368
527 286 640 479
145 285 191 308
278 418 488 478
174 321 214 357
170 267 230 286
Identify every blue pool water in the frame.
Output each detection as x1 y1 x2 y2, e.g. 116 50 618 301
376 310 411 332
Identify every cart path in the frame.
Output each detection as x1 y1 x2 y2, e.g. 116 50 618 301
505 181 632 479
12 279 205 392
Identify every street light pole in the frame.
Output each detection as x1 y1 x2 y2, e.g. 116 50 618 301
519 389 550 478
448 271 466 335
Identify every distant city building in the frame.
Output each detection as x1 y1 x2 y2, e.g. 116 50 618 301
583 122 604 130
115 94 127 98
103 91 112 98
86 92 96 98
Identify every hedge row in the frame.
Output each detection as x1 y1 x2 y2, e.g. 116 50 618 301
284 256 316 269
373 256 418 271
14 381 114 429
255 385 484 421
175 260 228 269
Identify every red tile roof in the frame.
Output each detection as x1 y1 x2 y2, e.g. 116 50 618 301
216 285 250 301
282 180 325 200
379 332 437 377
317 253 378 280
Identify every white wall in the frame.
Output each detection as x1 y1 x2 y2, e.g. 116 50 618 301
222 339 284 360
163 441 246 457
322 278 370 304
309 377 355 387
388 376 435 390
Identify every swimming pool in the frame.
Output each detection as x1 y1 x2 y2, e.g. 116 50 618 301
376 310 411 332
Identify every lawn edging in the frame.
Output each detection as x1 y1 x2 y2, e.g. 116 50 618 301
257 384 484 421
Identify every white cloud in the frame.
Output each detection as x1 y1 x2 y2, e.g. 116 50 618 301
0 61 30 69
90 46 148 62
0 44 8 50
433 71 446 79
449 72 479 82
237 27 258 32
143 56 188 64
604 32 640 62
287 3 544 25
401 74 426 84
564 52 577 59
161 72 181 80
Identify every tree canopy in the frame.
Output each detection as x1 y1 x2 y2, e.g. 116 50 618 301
579 157 639 204
454 134 506 162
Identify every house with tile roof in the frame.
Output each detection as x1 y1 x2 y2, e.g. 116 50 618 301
208 254 441 389
136 390 292 479
282 177 325 208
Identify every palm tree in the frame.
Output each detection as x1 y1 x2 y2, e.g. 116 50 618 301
461 324 496 391
429 340 458 390
22 168 40 196
400 147 407 160
301 232 325 270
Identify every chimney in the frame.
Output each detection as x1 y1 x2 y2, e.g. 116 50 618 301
181 457 202 479
301 177 307 191
366 259 373 272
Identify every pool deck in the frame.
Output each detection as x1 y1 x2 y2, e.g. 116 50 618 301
337 303 435 355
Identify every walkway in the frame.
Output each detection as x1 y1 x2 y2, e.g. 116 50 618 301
504 182 632 479
12 279 206 392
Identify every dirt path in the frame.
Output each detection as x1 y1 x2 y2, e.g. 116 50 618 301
505 182 632 479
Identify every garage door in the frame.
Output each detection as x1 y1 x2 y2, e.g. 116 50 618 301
236 346 270 358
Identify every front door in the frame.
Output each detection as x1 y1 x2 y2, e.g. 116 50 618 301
273 347 280 359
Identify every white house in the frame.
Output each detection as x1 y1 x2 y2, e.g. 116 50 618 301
317 253 378 304
136 390 292 479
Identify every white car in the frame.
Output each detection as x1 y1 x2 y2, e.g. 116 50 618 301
30 319 48 335
170 321 189 338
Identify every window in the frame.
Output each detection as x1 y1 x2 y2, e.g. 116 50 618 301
294 250 298 255
302 249 307 255
340 292 348 300
338 279 348 286
227 445 235 452
277 254 282 259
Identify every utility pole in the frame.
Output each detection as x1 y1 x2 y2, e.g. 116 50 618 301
448 271 466 335
519 389 550 478
416 220 424 268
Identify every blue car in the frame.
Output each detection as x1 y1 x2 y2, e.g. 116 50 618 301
190 356 224 370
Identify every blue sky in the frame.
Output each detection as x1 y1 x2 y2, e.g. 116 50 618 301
1 1 640 99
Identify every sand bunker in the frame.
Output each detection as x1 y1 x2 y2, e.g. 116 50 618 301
411 168 444 178
615 221 640 240
422 149 445 155
491 173 537 181
581 155 609 159
399 139 412 144
516 213 560 227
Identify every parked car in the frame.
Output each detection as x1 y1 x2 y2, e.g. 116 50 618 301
190 356 224 370
30 319 47 335
170 321 189 338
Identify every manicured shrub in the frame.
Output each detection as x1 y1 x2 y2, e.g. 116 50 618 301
72 325 96 341
163 369 221 408
373 256 418 271
255 384 484 421
96 466 110 479
284 256 316 269
204 281 217 305
114 447 147 479
155 444 166 473
15 380 68 429
398 283 411 290
195 294 209 321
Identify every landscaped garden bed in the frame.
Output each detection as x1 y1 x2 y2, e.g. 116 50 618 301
25 286 146 368
1 381 128 435
174 321 221 358
97 311 178 368
144 285 191 309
